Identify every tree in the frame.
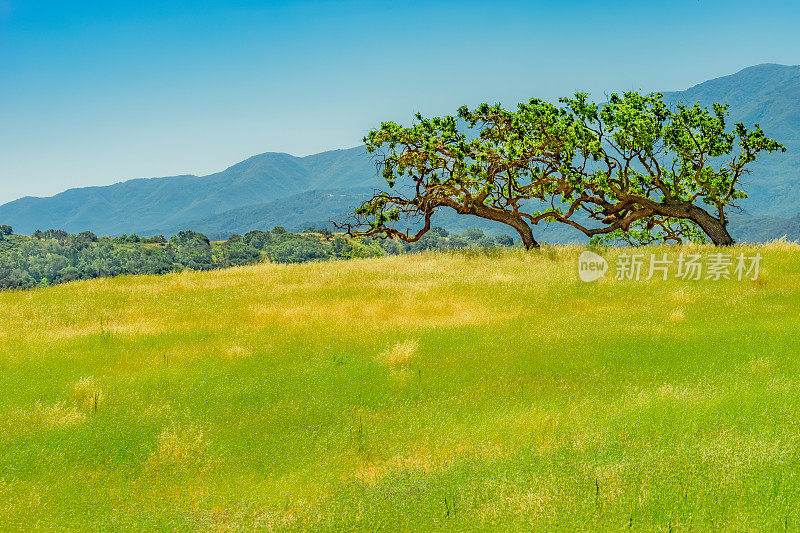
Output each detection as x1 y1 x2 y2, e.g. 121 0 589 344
44 229 69 242
495 234 515 246
329 236 384 260
340 92 784 247
223 238 260 266
550 92 786 245
170 231 213 270
243 230 272 249
56 266 81 283
446 235 468 249
144 235 168 244
272 226 287 235
268 237 328 263
407 232 445 252
462 228 485 241
170 230 211 247
76 231 98 244
0 225 12 237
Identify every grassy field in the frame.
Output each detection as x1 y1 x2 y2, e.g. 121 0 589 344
1 244 800 530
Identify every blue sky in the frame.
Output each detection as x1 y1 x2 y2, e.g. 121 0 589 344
1 0 799 204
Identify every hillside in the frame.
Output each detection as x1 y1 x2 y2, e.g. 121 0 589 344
2 246 800 529
143 187 376 239
1 64 799 240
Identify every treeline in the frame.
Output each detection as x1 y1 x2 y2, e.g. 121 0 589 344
0 226 516 290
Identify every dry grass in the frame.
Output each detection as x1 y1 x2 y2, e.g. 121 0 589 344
0 246 799 530
761 235 800 250
1 402 85 436
377 339 419 367
668 308 685 322
148 424 208 469
72 376 104 410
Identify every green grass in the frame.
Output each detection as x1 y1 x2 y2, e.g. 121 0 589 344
1 244 800 530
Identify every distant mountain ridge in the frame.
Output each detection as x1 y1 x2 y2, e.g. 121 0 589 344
0 146 378 236
2 64 800 242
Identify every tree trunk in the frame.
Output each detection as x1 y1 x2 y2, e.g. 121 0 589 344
444 199 540 249
489 210 539 249
515 223 540 250
643 198 736 247
690 208 735 246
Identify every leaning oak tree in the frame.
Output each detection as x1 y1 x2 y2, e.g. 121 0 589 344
339 92 784 247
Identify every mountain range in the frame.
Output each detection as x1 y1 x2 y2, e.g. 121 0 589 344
2 63 800 243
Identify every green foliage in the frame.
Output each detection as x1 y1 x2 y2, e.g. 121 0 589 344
267 235 328 263
43 229 69 241
243 230 272 249
461 228 485 241
0 227 518 291
348 91 785 247
331 237 385 260
494 234 514 246
76 231 98 244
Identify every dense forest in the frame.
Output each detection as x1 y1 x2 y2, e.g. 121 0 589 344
0 225 515 290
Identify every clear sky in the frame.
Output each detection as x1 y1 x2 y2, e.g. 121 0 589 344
1 0 799 204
